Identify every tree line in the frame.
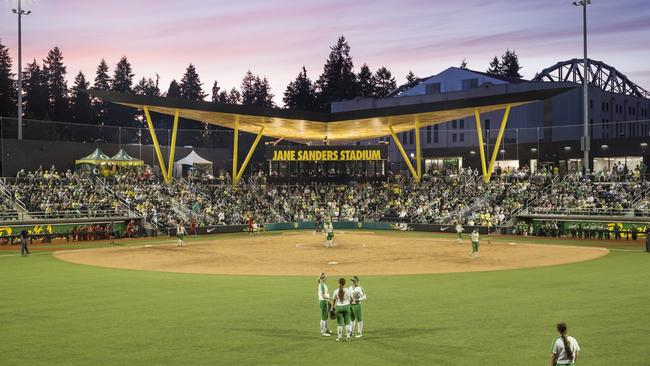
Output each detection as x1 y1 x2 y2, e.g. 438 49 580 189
0 36 402 128
0 35 524 129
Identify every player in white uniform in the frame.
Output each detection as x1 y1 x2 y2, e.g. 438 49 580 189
348 276 366 338
323 219 334 248
317 273 333 336
550 322 580 366
455 222 464 245
330 278 353 341
176 222 187 247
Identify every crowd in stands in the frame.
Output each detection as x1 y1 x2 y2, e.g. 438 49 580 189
529 170 649 216
2 163 649 238
10 167 123 219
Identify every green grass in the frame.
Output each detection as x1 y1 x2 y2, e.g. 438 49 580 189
0 232 648 365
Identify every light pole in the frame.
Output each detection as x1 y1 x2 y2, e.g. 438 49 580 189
12 0 31 141
574 0 591 173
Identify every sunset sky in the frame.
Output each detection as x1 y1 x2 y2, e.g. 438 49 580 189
1 0 649 104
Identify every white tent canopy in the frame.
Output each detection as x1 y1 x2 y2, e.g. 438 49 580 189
173 150 213 177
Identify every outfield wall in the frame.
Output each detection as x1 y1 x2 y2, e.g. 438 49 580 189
169 222 490 235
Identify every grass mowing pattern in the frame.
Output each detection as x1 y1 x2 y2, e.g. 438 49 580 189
0 232 648 365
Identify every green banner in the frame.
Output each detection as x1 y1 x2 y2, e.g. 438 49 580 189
0 222 127 237
532 220 649 237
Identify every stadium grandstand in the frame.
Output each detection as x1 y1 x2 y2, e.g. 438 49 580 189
1 59 649 243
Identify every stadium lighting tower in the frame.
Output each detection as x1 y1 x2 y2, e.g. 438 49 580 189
12 0 32 141
573 0 591 173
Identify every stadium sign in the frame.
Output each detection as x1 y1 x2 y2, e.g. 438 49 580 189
266 145 387 161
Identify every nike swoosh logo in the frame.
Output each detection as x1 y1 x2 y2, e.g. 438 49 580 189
440 227 449 231
207 228 216 233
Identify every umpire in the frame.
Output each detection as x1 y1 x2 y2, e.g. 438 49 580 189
20 229 30 256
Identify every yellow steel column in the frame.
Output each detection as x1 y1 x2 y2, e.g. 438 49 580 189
474 109 488 183
235 125 266 185
143 106 169 180
232 116 239 185
486 104 511 181
165 109 180 183
388 125 419 181
415 117 422 179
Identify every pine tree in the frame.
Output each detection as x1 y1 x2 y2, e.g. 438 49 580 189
22 59 49 120
92 59 111 124
107 56 135 125
372 66 396 98
0 39 16 117
500 49 523 79
241 71 257 105
134 75 160 96
315 36 358 111
283 66 317 110
179 63 207 101
71 71 93 123
226 87 241 104
166 80 182 98
93 59 111 90
357 63 374 98
405 70 418 83
460 59 468 69
42 47 69 121
486 56 501 76
241 71 274 107
111 56 134 93
211 81 221 103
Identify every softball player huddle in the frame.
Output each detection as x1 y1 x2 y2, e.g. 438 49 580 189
317 273 366 341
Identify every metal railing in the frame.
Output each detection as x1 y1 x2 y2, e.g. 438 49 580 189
528 207 637 217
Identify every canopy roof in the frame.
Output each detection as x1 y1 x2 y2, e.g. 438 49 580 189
75 148 112 165
89 83 572 142
174 150 212 166
111 149 144 165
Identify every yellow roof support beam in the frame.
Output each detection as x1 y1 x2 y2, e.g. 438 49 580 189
389 125 420 182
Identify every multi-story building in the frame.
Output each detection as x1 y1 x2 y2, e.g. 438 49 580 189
332 59 650 174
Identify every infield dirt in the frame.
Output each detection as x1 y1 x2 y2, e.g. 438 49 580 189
53 231 608 275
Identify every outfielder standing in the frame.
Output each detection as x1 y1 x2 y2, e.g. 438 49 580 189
317 273 333 337
176 222 187 247
550 322 580 366
348 276 366 338
324 219 334 248
470 228 480 258
330 278 353 341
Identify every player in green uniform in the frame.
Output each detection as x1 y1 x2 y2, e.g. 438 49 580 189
455 221 464 245
317 273 333 337
470 229 480 258
176 222 187 247
324 218 334 248
331 278 353 341
348 276 367 338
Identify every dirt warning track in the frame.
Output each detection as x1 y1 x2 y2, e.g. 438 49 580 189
54 232 608 276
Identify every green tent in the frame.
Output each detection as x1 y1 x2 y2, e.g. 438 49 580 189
110 149 144 166
75 148 112 165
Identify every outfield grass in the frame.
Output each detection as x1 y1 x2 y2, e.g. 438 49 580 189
1 232 648 365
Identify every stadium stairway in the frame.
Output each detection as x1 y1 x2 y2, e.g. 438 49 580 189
0 178 31 221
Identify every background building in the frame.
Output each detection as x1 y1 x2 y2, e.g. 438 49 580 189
333 59 650 175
